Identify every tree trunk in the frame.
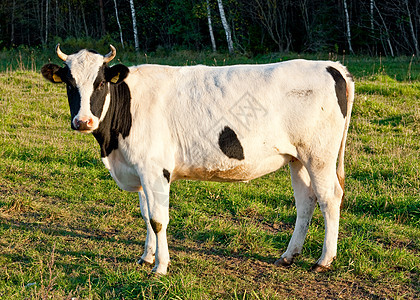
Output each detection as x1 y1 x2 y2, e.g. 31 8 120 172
129 0 139 52
68 2 72 38
55 0 58 36
343 0 354 54
370 0 374 33
217 0 234 54
405 0 419 56
11 0 16 46
374 2 394 57
250 0 286 52
113 0 124 48
81 5 89 37
38 0 45 45
99 0 106 36
206 0 217 52
45 0 49 44
300 0 310 40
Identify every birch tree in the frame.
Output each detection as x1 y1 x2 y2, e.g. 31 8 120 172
370 0 374 33
405 0 419 56
113 0 124 48
343 0 354 54
217 0 234 54
206 0 216 52
129 0 139 52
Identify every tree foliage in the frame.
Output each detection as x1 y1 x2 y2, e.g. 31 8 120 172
0 0 419 55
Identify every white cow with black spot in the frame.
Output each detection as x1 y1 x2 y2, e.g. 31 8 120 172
42 45 355 275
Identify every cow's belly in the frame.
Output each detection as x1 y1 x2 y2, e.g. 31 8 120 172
173 154 292 182
101 151 142 192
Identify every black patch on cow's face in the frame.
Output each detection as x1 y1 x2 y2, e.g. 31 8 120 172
92 79 132 157
41 64 81 129
64 73 81 129
59 66 81 130
326 66 347 117
90 64 130 120
163 169 171 183
90 64 108 119
218 126 245 160
66 84 81 130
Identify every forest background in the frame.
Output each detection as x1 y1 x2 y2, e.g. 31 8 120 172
0 0 419 57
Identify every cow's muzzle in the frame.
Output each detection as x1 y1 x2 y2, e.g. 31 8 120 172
74 116 95 132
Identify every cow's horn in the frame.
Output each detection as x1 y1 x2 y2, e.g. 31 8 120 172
104 45 116 63
56 44 68 61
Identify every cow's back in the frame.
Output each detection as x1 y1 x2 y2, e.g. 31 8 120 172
124 60 350 182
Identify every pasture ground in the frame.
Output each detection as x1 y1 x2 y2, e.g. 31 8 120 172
0 50 419 299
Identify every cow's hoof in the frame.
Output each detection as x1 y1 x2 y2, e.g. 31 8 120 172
152 261 171 277
151 264 169 276
149 270 164 278
311 263 331 273
274 257 294 267
138 258 154 266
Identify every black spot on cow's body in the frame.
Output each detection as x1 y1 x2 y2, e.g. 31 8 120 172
93 80 132 157
218 126 244 160
326 66 347 117
150 219 162 234
163 169 171 183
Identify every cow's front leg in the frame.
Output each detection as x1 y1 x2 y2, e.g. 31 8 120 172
139 169 171 275
138 188 156 265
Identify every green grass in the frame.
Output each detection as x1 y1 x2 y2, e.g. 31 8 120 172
0 53 419 299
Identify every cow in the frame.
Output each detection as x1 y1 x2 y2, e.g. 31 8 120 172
41 44 354 275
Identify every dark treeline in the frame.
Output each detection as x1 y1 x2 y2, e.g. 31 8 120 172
0 0 419 56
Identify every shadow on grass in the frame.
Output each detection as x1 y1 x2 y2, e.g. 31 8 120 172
0 209 299 268
0 219 143 248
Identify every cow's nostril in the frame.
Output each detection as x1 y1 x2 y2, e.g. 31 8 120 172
75 118 94 131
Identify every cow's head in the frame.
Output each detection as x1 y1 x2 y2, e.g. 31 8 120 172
41 44 129 133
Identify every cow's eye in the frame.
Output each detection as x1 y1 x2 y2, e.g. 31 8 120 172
98 80 106 89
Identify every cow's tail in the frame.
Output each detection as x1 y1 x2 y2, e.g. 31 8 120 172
336 65 355 204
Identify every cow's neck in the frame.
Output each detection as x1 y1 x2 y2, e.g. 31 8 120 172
93 82 132 158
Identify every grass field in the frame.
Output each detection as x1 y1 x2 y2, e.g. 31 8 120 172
0 50 419 299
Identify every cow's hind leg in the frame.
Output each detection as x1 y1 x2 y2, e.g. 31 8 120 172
276 159 317 267
138 188 156 266
307 159 343 271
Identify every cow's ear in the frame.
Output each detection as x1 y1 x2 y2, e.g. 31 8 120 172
41 64 63 83
105 64 129 84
